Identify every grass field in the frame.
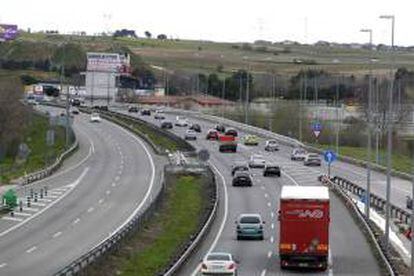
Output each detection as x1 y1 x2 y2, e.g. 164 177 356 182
12 32 414 77
86 174 205 276
0 113 66 184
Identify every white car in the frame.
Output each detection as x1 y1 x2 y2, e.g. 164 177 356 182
248 154 266 168
200 252 238 275
90 113 102 123
291 148 307 161
175 116 188 127
184 130 197 140
264 140 279 151
154 112 165 120
304 153 322 166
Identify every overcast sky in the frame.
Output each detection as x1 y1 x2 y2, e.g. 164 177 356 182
1 0 413 46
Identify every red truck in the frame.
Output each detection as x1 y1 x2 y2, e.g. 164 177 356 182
218 134 237 153
279 186 330 270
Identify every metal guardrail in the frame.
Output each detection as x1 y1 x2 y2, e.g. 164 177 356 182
13 135 78 186
54 170 166 276
319 175 395 276
331 176 412 225
318 175 396 276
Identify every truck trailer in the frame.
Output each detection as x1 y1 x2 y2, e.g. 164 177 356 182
279 186 330 270
218 134 237 153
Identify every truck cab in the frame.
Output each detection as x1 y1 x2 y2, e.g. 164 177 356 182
279 186 330 270
218 134 237 153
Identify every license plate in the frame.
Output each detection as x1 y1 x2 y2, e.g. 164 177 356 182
298 263 309 267
212 265 224 269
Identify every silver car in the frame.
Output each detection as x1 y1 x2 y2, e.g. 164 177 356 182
184 130 197 140
304 153 322 166
248 154 266 168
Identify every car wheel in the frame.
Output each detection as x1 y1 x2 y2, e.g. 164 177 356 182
260 235 264 240
277 173 281 177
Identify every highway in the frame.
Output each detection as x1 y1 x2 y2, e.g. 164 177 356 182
0 108 163 276
115 107 382 276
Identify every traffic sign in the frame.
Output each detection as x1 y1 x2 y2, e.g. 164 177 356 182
198 149 210 162
312 122 322 138
324 150 337 164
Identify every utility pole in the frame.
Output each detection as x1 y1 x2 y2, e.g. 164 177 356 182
379 14 395 251
245 64 250 125
221 78 226 118
59 43 70 148
361 28 373 220
336 74 340 155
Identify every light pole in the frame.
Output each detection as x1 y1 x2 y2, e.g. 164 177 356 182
379 14 395 251
361 28 373 220
221 77 226 118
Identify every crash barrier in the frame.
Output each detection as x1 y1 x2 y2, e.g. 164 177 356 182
55 164 217 276
15 133 78 186
319 175 396 276
166 108 413 180
330 176 412 225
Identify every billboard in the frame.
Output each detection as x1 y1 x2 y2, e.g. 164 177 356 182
0 24 18 41
86 52 131 74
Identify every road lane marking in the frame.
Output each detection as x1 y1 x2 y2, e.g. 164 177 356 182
0 167 89 238
23 207 39 212
111 183 116 187
264 193 269 198
270 236 274 243
2 216 23 222
13 212 31 217
87 207 94 213
30 202 46 207
271 212 274 218
44 195 59 199
37 198 52 203
191 162 228 276
271 223 274 229
73 218 80 224
106 190 111 195
115 176 120 182
53 231 62 238
267 202 271 207
267 251 272 258
99 199 104 204
260 269 266 276
0 263 7 268
26 246 37 253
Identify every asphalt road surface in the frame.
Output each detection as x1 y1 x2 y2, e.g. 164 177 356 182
0 108 163 276
116 107 382 276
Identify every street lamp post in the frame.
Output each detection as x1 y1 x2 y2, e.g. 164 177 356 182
361 28 373 220
379 14 395 251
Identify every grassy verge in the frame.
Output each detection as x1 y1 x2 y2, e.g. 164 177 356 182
0 113 66 184
86 174 206 276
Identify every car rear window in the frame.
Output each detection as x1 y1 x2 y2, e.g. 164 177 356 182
207 254 231 261
240 216 260 224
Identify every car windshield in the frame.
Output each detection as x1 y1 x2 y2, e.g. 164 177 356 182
207 254 231 261
268 140 277 144
235 171 249 177
240 216 261 224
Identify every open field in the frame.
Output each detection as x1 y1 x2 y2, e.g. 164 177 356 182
12 32 414 77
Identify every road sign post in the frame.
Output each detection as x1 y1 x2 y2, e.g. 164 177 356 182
324 150 337 178
312 122 322 142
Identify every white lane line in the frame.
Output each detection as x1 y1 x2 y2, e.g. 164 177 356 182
37 198 52 203
26 246 37 253
267 251 272 258
23 207 39 212
73 218 80 224
106 190 111 195
281 170 299 186
264 193 269 198
13 212 31 217
0 167 89 238
99 199 104 204
43 195 59 199
260 186 265 190
111 183 116 187
270 236 274 243
0 263 7 268
52 231 62 238
29 202 46 207
267 202 271 207
87 207 94 213
115 176 120 182
191 162 228 276
271 212 274 218
2 216 23 222
260 269 266 276
271 223 274 229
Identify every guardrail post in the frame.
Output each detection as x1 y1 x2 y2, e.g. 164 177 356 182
40 188 44 199
19 200 23 212
34 192 38 202
44 186 48 196
30 188 34 199
27 197 31 207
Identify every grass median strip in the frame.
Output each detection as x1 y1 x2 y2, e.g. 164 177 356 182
86 174 206 276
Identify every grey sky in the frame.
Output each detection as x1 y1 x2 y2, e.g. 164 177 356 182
1 0 413 46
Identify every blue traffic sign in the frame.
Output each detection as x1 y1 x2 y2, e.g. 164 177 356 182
324 150 337 164
312 122 322 131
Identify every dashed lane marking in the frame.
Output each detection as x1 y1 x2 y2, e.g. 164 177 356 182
26 246 37 253
2 216 23 222
73 218 80 224
0 263 7 268
13 212 31 217
53 231 62 238
87 207 94 213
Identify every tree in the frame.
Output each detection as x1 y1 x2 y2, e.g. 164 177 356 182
157 34 167 40
144 31 152 39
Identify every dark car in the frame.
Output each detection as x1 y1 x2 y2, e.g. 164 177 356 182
231 161 250 176
128 106 139 113
263 163 281 177
190 123 202 133
232 171 253 187
141 109 151 116
215 124 226 133
206 129 219 140
225 128 238 137
161 121 173 129
407 196 413 210
71 99 81 106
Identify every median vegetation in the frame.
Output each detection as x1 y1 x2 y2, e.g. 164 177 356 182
86 173 210 276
